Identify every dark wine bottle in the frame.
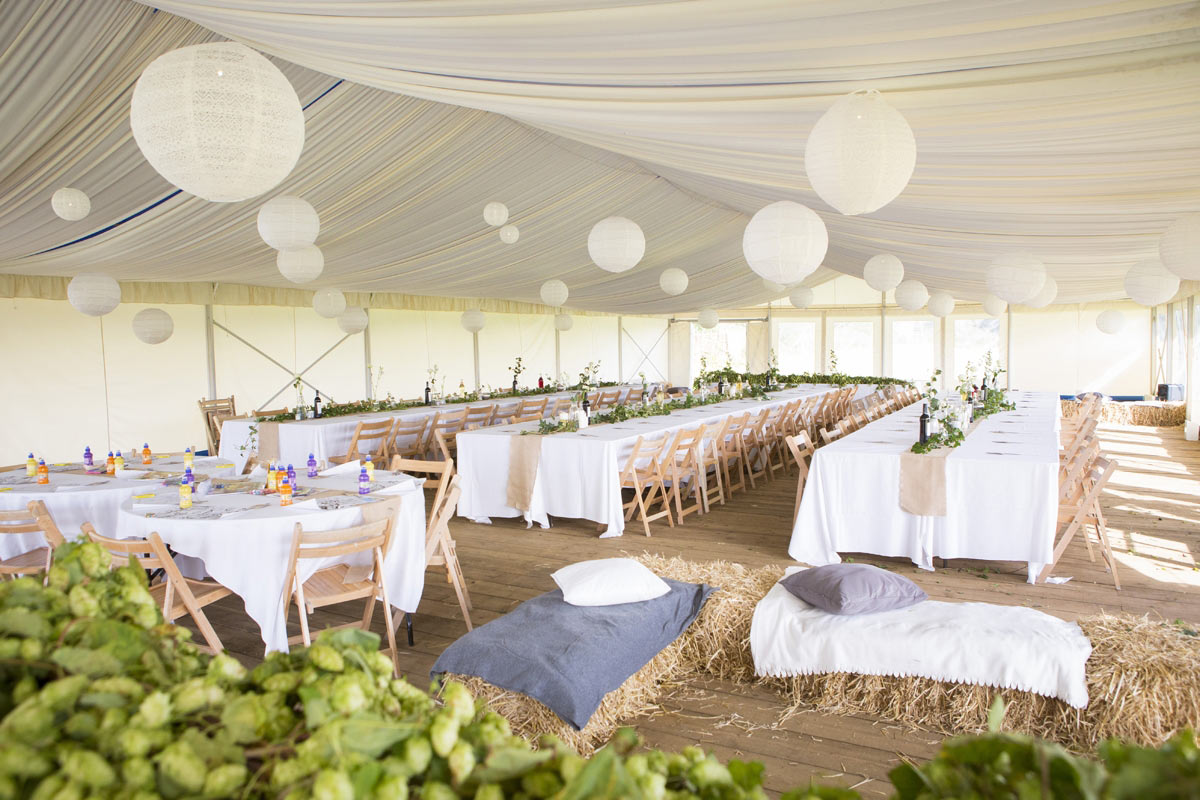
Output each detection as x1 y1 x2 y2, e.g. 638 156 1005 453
313 391 322 418
717 378 725 396
424 382 431 405
538 375 544 389
582 396 591 419
919 403 930 444
980 375 988 404
512 377 519 394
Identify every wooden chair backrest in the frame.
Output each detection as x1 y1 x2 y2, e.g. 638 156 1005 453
464 405 496 429
83 523 169 570
345 418 395 461
0 507 41 535
516 396 549 416
431 408 469 436
288 518 390 561
785 431 816 466
490 401 519 424
426 475 463 560
820 427 841 446
699 417 730 461
510 411 543 424
391 456 454 515
255 407 289 417
548 396 571 416
388 416 430 457
662 426 704 470
199 397 236 452
721 412 751 445
626 388 645 405
596 389 622 409
27 501 66 548
620 436 671 480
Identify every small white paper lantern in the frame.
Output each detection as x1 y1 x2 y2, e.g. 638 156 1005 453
986 253 1046 304
697 308 720 329
554 313 574 332
312 288 346 318
483 202 509 227
894 279 929 311
132 308 173 344
742 201 827 285
337 306 368 334
1024 275 1058 309
1124 259 1180 306
789 287 814 309
862 254 904 292
499 224 519 244
927 292 955 318
130 42 305 203
1159 213 1200 280
257 196 319 250
659 268 688 296
461 309 486 333
277 245 324 284
804 90 917 216
1096 309 1125 335
982 295 1007 317
588 217 645 273
51 188 91 221
539 279 568 307
67 273 121 316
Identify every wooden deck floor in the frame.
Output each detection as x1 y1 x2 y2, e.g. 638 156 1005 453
205 423 1200 797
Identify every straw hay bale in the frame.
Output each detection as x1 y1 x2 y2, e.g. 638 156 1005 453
1060 399 1185 427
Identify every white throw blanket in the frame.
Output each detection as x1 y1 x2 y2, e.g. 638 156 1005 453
750 568 1092 708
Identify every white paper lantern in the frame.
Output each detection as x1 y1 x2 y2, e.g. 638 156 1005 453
894 279 929 311
132 308 173 344
130 42 305 203
1124 259 1180 306
986 253 1046 304
337 306 368 334
762 279 787 295
659 268 688 296
1024 275 1058 309
789 287 814 309
554 313 574 332
277 245 324 284
483 202 509 227
67 274 121 316
539 279 568 307
258 196 319 250
461 309 486 333
588 217 645 273
862 254 904 292
312 288 346 318
499 224 519 244
982 295 1007 317
1159 213 1200 280
697 309 720 329
51 188 91 221
804 90 917 216
1096 310 1125 335
927 292 955 318
742 201 827 285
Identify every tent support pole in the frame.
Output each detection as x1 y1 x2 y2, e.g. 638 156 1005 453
204 303 217 399
555 329 561 381
363 310 373 399
617 316 625 382
1006 308 1013 390
473 331 481 391
879 292 887 376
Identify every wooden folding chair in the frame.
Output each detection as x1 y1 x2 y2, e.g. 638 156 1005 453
625 387 645 405
698 418 729 509
464 404 497 429
490 401 520 425
761 406 790 480
718 412 751 497
510 411 543 424
423 476 471 631
784 433 816 525
516 396 549 418
426 409 469 460
741 408 774 488
819 426 842 446
548 396 571 417
620 436 674 536
255 406 289 417
329 417 394 466
388 417 431 460
1038 455 1120 589
391 456 454 522
659 427 707 523
198 396 236 454
594 389 622 410
0 501 66 580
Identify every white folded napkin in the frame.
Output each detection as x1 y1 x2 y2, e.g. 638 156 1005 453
247 465 267 480
319 460 361 477
114 467 135 478
195 479 213 497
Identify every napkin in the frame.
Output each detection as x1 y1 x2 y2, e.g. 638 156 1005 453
195 479 213 497
319 460 361 477
247 464 268 481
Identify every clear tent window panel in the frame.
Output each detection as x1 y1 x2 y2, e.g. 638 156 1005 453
831 321 874 375
691 322 748 376
776 320 817 374
1171 303 1187 387
954 318 1002 382
890 319 937 383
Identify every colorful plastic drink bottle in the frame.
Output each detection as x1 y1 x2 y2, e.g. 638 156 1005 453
306 453 318 478
83 447 93 468
358 467 370 495
183 447 194 469
142 443 152 465
279 477 293 506
287 464 296 485
25 454 36 477
36 459 49 485
365 456 375 482
114 451 125 471
183 467 194 487
106 452 115 475
179 480 192 509
267 464 278 491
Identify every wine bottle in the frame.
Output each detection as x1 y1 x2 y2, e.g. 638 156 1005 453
980 375 988 404
424 382 431 405
717 378 725 396
582 396 591 420
512 377 519 394
919 403 930 444
538 375 544 389
313 391 322 418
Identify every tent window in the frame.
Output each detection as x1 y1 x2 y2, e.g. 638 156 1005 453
692 322 747 375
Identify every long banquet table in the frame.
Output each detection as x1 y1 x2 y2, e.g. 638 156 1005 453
788 391 1061 582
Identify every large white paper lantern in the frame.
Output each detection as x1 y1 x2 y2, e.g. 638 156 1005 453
499 224 519 244
1096 310 1125 335
697 308 720 329
258 196 319 250
588 217 645 273
804 90 917 216
277 245 324 284
986 253 1046 304
337 306 368 334
742 201 827 284
659 268 688 296
130 42 305 203
461 309 486 333
982 295 1007 317
67 274 120 316
789 287 814 309
762 279 787 295
894 279 929 311
862 254 904 292
927 292 955 318
51 188 91 221
554 313 574 332
1159 213 1200 280
132 308 173 344
483 202 509 227
1124 259 1180 306
539 279 568 307
312 288 346 318
1024 275 1058 309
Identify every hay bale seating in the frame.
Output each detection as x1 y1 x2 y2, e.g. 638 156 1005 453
1060 398 1185 427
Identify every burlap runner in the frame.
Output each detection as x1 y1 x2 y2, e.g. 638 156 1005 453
505 435 543 512
256 422 281 462
899 449 951 516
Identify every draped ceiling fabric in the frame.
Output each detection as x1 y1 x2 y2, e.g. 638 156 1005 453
0 0 1197 314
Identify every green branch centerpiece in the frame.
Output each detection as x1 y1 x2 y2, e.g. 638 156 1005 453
911 369 965 454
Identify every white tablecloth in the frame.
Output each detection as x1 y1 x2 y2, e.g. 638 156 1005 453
456 385 858 537
789 392 1061 582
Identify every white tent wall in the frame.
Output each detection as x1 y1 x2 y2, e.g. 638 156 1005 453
1009 304 1151 397
558 316 620 385
477 314 556 391
367 310 476 399
619 317 669 386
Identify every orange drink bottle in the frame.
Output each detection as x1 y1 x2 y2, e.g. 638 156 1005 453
36 459 49 485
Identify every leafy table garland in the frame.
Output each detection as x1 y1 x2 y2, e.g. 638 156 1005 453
910 369 1016 454
523 387 773 436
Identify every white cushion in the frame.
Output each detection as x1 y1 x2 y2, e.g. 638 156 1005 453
551 558 670 607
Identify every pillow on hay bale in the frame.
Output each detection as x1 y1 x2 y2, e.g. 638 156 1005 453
779 563 927 615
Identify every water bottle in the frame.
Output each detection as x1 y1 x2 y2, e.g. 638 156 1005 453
306 453 318 478
142 443 152 465
358 466 370 495
25 454 36 477
36 459 49 485
83 447 93 468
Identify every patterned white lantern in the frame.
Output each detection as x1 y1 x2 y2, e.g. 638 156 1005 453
483 202 509 227
659 268 688 296
539 279 568 307
982 295 1007 317
742 201 827 285
862 254 904 292
257 196 319 250
1159 213 1200 280
277 245 324 284
51 188 91 221
132 308 173 344
499 224 519 244
1096 310 1125 335
697 308 719 329
1124 259 1179 306
986 253 1046 304
588 217 645 273
337 307 368 334
554 313 574 332
789 287 814 309
312 288 346 318
130 42 305 203
894 279 929 311
804 90 917 216
927 292 955 318
67 273 121 316
461 309 486 333
1024 275 1058 309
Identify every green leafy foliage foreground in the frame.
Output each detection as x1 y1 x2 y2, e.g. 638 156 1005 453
0 542 1197 800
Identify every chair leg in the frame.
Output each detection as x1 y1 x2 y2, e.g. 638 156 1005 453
295 581 312 647
375 551 400 676
405 612 414 646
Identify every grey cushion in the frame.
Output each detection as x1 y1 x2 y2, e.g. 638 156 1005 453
780 564 927 615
